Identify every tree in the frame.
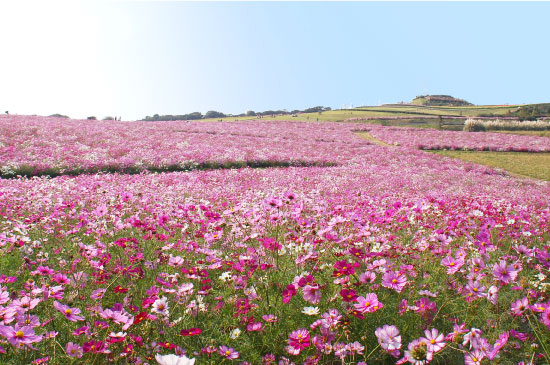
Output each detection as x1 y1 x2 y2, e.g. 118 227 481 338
205 111 226 119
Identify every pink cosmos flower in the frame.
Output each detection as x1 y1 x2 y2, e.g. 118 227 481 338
510 297 529 316
487 331 509 360
53 301 85 322
354 293 383 314
246 322 264 332
219 345 239 360
464 349 485 365
0 324 42 347
11 296 41 312
262 314 278 323
441 255 464 274
398 299 408 316
302 284 321 304
381 271 407 293
421 328 446 353
465 280 486 299
486 286 498 305
16 313 40 328
90 288 106 300
66 342 83 358
446 323 468 341
401 338 433 365
541 308 550 330
375 325 401 357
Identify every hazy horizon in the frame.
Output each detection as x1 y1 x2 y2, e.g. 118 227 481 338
1 1 549 120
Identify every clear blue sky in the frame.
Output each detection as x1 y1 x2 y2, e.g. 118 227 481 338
1 1 549 120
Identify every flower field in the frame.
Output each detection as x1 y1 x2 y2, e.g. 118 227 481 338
0 116 370 177
1 116 550 364
367 125 550 152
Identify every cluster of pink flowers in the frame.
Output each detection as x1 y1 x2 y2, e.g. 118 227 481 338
368 125 550 152
0 115 372 176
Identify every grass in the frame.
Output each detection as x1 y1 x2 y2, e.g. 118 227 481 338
433 150 550 181
354 131 393 146
494 130 550 138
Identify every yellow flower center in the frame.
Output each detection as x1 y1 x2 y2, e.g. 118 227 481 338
65 309 72 315
15 331 25 338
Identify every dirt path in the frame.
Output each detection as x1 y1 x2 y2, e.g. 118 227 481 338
354 131 393 147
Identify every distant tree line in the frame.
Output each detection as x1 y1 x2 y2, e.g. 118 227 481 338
141 106 332 121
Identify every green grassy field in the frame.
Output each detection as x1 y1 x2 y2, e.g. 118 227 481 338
201 103 525 123
434 150 550 181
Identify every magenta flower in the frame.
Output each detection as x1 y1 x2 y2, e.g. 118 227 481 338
83 340 109 354
441 255 464 274
381 271 407 293
219 345 239 360
340 288 358 303
282 284 296 304
354 293 383 314
287 328 310 353
53 301 85 322
492 260 517 284
0 324 42 347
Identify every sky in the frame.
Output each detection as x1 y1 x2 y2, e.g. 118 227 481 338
0 1 549 120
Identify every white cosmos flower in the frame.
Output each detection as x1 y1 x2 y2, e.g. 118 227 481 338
230 328 241 339
155 353 195 365
302 306 320 315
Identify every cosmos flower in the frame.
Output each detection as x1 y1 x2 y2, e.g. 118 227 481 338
66 342 83 358
0 324 42 347
155 353 196 365
375 325 401 357
381 271 408 293
420 328 446 353
354 293 383 314
219 345 239 360
53 301 85 322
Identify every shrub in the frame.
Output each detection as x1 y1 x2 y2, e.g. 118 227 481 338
463 119 487 132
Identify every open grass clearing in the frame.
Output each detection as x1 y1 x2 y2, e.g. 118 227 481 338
354 131 393 146
433 150 550 181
